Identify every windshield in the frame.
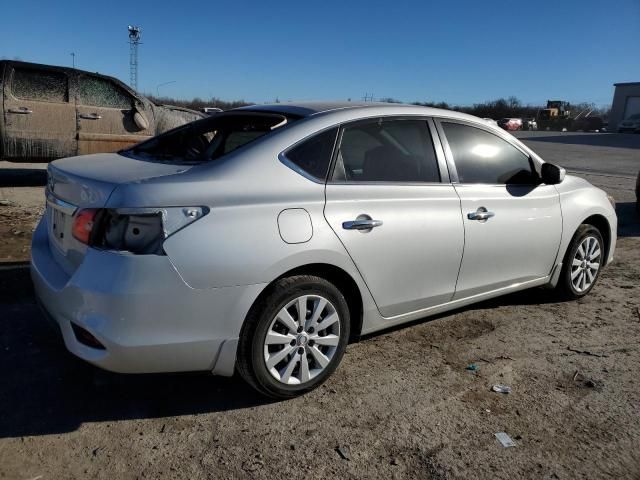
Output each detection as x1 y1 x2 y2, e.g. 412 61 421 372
124 112 293 163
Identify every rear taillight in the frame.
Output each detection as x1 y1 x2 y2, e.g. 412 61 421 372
99 211 165 255
72 208 99 244
74 206 208 255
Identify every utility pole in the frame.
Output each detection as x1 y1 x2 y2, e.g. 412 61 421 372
128 25 142 91
70 52 75 68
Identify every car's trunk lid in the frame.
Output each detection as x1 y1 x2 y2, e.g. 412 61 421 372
48 153 191 206
45 153 192 275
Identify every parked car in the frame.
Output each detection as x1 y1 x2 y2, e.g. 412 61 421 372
617 113 640 133
0 60 204 162
497 117 523 131
522 117 537 131
32 102 617 398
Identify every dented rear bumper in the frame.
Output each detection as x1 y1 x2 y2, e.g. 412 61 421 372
30 216 264 375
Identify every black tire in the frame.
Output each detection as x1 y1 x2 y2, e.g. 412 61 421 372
237 275 350 399
556 224 604 299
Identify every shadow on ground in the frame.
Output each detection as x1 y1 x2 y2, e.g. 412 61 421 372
0 168 47 187
0 277 271 439
520 133 640 149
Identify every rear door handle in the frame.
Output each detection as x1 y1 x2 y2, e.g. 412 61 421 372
342 219 383 230
467 207 495 221
8 107 32 114
79 113 102 120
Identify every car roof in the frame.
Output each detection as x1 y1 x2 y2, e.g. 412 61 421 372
234 101 482 123
235 101 399 116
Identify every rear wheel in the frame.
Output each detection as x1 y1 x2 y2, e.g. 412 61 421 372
557 224 604 299
237 275 350 399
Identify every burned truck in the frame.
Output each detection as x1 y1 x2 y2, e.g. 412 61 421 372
0 60 204 162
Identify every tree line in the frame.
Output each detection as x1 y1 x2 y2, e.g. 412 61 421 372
146 95 251 111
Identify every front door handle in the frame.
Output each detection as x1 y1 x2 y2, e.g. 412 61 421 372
79 113 102 120
342 219 383 230
467 207 495 221
8 107 32 114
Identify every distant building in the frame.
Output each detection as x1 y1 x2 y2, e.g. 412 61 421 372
609 82 640 131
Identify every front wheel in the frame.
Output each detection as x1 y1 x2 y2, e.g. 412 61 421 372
237 275 350 399
556 224 604 299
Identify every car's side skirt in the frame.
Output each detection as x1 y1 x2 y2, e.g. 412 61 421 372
360 275 550 336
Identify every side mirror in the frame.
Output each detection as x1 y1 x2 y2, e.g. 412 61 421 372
540 163 565 185
133 108 150 131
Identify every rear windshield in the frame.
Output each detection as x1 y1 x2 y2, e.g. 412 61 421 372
124 112 294 163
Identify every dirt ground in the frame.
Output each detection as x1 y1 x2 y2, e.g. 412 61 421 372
0 163 45 262
0 144 639 479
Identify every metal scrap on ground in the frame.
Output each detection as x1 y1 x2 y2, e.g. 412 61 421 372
495 432 517 448
491 385 512 394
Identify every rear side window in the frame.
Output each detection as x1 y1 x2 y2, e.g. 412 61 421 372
79 76 132 109
332 119 440 183
285 128 338 180
442 122 538 184
12 68 68 102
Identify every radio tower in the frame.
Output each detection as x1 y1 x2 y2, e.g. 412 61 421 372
128 25 142 91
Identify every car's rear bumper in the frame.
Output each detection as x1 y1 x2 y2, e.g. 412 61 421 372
30 216 264 375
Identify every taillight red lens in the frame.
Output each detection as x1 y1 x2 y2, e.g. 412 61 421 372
72 208 99 244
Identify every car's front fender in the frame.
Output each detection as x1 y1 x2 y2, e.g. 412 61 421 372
554 175 617 268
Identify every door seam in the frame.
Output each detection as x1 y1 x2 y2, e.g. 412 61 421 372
322 183 383 315
451 184 466 301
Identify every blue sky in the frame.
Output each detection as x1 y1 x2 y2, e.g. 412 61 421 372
2 0 638 106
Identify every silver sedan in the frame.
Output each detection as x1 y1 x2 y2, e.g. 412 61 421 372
31 102 617 398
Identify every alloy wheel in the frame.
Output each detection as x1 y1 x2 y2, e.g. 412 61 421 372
570 236 601 293
263 294 341 385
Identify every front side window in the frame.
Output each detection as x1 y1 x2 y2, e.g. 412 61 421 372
126 113 292 163
12 68 68 102
442 122 538 184
285 128 338 180
79 76 132 109
332 119 440 183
